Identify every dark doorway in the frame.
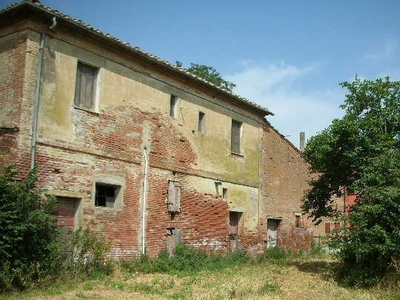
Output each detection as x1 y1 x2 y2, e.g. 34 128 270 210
267 219 280 248
229 211 242 252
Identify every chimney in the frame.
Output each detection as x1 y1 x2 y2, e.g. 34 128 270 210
299 132 305 152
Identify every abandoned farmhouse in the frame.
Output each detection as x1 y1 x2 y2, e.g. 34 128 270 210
0 1 326 258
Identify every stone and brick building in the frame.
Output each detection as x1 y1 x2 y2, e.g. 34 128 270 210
0 0 315 258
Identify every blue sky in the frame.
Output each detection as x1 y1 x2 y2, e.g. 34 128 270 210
2 0 400 147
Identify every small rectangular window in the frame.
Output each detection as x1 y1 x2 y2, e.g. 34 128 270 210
222 188 228 199
169 95 178 118
294 213 302 228
74 62 99 110
231 120 242 154
95 183 120 208
295 215 301 228
198 111 205 133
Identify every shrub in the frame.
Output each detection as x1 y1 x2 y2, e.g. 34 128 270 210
0 166 61 291
66 228 114 278
263 247 288 262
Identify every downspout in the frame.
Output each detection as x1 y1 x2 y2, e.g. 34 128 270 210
30 17 57 169
142 146 149 255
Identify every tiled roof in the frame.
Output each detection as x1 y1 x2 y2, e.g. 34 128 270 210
1 0 272 116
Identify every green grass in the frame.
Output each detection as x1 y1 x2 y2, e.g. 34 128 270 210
2 245 400 300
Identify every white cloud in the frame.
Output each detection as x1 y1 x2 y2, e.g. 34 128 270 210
363 39 396 60
225 61 344 148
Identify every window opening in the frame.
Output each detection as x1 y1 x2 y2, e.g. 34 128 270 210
295 215 301 228
222 188 228 199
198 111 205 133
169 95 178 118
74 62 99 110
95 183 120 208
294 213 302 228
231 119 242 154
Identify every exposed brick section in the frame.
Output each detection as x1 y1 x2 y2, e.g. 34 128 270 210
145 171 229 256
277 228 313 253
150 120 197 171
34 145 143 259
0 32 28 165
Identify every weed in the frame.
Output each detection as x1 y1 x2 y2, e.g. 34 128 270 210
65 228 115 279
105 279 126 290
82 281 93 291
262 246 288 263
258 280 281 295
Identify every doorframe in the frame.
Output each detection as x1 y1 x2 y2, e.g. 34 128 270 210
266 217 281 248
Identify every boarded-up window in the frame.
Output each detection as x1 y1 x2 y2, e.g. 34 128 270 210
231 120 242 154
325 222 331 234
167 180 181 212
74 62 98 110
166 228 181 257
198 111 205 133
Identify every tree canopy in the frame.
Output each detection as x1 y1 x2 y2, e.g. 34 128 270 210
176 61 236 92
302 77 400 286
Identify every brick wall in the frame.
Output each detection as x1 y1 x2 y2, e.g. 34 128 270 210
0 31 28 165
262 123 313 252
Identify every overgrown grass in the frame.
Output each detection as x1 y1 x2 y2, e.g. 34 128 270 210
121 243 255 276
4 243 400 300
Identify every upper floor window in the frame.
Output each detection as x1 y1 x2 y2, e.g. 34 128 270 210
74 62 99 111
231 119 242 154
169 95 178 118
198 111 205 133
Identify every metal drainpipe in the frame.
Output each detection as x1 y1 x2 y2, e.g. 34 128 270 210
30 17 57 169
30 32 45 169
142 146 149 255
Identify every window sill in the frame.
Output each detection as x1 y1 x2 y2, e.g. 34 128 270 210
95 205 123 211
73 105 99 115
230 152 244 158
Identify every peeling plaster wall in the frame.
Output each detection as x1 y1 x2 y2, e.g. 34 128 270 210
11 21 267 257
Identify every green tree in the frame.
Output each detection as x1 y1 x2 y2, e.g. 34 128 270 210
302 77 400 286
176 61 236 91
0 165 61 291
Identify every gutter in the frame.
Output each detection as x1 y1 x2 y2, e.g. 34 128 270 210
30 31 45 169
30 17 57 169
141 146 149 255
